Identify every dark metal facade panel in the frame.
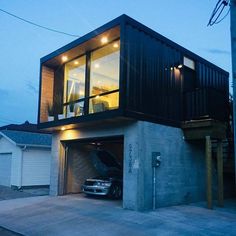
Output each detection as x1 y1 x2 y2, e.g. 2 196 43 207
124 24 182 124
123 20 229 125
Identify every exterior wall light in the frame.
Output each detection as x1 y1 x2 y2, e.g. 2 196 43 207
177 64 183 69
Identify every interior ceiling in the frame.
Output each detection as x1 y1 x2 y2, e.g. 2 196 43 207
44 26 120 68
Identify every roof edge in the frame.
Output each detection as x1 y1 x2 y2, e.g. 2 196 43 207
0 131 17 146
40 14 126 64
17 144 51 149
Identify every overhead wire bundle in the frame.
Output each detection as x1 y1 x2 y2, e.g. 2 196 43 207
0 8 79 37
208 0 231 26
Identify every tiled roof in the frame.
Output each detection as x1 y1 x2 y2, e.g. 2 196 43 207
0 130 52 147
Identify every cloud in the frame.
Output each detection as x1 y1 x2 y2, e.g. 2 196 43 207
205 48 230 55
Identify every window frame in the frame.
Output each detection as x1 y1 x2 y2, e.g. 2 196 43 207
62 38 121 117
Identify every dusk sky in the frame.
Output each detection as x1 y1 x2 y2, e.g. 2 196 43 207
0 0 232 126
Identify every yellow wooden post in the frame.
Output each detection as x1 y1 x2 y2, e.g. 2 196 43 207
206 136 213 209
217 140 224 207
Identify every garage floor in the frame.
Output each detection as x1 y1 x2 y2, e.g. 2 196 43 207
0 194 236 236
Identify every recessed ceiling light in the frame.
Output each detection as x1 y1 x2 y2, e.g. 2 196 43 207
113 43 119 48
101 37 108 44
62 56 68 62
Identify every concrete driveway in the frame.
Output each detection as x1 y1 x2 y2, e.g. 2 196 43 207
0 194 236 236
0 185 49 200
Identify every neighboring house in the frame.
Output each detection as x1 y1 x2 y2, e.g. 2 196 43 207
0 122 51 188
37 15 230 211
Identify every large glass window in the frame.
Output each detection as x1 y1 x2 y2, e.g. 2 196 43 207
62 39 120 118
64 56 86 117
89 40 120 113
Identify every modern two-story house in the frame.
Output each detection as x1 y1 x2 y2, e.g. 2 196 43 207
38 15 229 211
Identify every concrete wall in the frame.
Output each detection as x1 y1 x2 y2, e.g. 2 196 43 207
50 120 209 211
123 121 207 210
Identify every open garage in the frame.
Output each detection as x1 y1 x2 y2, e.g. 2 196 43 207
62 136 124 199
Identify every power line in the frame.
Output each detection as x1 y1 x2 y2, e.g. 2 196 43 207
208 0 230 26
0 8 80 37
214 7 231 24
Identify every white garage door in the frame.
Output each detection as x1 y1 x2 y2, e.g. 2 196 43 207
0 153 12 186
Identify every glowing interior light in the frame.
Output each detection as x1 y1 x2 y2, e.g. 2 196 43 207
95 95 100 99
113 43 119 48
74 61 79 65
62 56 68 62
61 127 65 131
101 37 108 44
94 63 100 68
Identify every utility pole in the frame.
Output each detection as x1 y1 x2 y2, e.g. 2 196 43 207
231 0 236 184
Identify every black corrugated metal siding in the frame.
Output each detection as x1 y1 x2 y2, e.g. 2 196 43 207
124 24 182 125
123 21 229 126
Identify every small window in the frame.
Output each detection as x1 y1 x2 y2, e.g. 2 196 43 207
184 57 195 70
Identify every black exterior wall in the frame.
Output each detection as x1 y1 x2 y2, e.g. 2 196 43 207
122 17 229 126
38 14 229 130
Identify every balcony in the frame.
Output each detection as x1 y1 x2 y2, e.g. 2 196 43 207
183 88 228 122
182 88 228 140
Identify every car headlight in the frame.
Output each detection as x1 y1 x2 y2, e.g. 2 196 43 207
101 182 112 187
96 182 111 187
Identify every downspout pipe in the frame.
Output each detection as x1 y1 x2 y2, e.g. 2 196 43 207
19 145 27 189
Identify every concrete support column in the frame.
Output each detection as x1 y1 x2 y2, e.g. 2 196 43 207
123 122 153 211
50 132 64 196
205 136 213 209
217 140 224 207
